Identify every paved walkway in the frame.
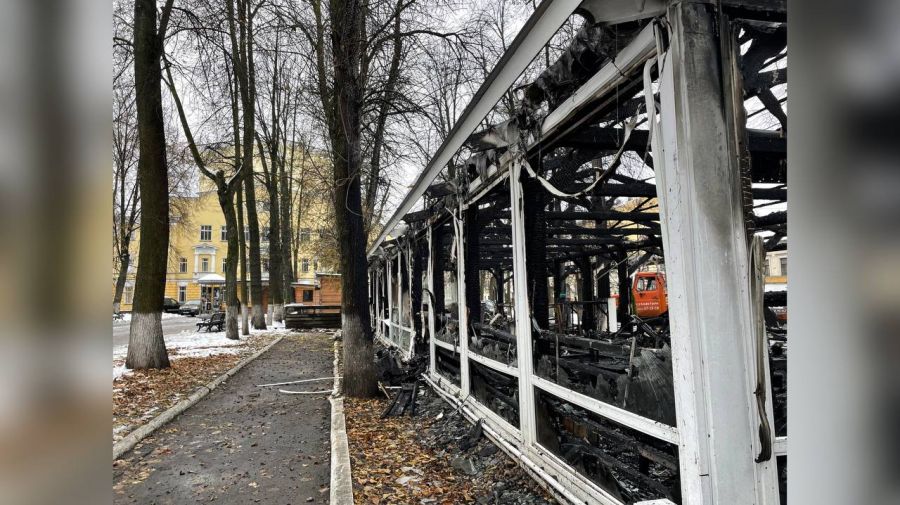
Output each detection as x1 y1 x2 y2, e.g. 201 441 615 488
113 334 334 504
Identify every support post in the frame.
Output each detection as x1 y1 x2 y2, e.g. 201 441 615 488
522 177 549 328
510 158 536 445
579 257 595 332
464 205 481 325
656 2 780 503
455 208 471 398
616 249 630 324
427 226 437 376
597 262 611 331
607 298 617 332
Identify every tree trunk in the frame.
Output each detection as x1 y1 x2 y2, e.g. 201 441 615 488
278 150 295 303
113 251 130 314
217 177 241 340
244 171 266 328
267 173 284 323
237 181 250 335
235 0 265 330
126 0 171 370
328 0 377 398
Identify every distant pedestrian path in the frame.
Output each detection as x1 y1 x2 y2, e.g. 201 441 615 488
113 334 334 504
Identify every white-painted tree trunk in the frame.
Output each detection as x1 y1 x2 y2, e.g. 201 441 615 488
225 305 239 340
241 305 249 335
251 304 266 329
125 312 169 369
273 303 284 323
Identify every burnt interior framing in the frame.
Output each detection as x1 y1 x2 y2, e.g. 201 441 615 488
367 2 787 504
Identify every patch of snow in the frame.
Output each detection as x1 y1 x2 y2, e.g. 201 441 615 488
112 319 293 379
113 363 131 380
113 311 183 326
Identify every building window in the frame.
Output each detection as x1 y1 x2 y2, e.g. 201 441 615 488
263 258 269 273
301 258 309 273
123 284 134 305
179 257 187 273
201 257 209 272
302 290 313 302
200 225 212 241
313 258 319 272
222 257 228 272
178 285 186 303
244 227 249 241
779 257 787 276
300 228 311 242
317 228 325 239
262 226 270 241
221 225 227 241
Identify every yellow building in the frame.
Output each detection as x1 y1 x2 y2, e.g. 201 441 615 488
116 153 337 313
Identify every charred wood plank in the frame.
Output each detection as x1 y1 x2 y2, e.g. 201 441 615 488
546 210 659 222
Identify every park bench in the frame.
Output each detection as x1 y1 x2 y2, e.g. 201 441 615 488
196 311 225 332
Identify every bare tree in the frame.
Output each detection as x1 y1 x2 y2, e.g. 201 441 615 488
112 65 140 315
126 0 177 370
164 54 245 340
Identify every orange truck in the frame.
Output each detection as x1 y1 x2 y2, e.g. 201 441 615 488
631 271 668 318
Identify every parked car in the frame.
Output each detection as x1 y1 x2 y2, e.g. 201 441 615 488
179 300 202 316
163 297 182 313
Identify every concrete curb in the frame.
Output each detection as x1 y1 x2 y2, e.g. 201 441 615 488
329 336 354 504
113 335 285 461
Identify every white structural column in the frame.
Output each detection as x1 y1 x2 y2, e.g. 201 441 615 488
455 211 471 397
508 157 536 446
387 256 394 343
426 226 437 375
657 2 779 504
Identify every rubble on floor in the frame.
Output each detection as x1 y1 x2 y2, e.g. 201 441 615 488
345 386 555 505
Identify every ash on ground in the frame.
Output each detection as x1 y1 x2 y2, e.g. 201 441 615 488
373 341 555 504
414 387 555 504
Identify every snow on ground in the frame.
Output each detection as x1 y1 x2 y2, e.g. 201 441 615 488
113 321 293 376
113 363 130 381
113 312 182 326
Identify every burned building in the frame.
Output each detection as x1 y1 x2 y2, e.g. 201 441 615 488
368 1 787 504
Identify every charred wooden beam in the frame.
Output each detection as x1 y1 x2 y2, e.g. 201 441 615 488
754 210 786 227
617 249 630 322
472 322 517 345
426 182 455 198
523 177 550 328
402 209 432 223
431 221 445 318
546 210 660 222
464 204 481 324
